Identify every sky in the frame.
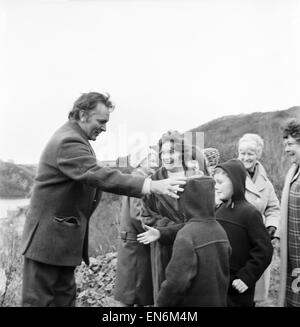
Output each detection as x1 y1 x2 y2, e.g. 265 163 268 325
0 0 300 164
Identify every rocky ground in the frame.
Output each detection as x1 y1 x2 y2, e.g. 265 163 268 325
75 239 280 307
76 252 119 307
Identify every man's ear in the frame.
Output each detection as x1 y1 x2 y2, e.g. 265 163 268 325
79 110 87 123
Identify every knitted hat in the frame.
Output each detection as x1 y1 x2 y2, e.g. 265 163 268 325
129 147 158 168
203 147 220 168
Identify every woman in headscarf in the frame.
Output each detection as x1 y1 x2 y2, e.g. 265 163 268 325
114 146 159 307
278 118 300 307
237 133 280 305
137 130 208 305
203 147 220 176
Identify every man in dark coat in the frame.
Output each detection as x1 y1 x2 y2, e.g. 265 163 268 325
21 92 186 307
156 176 231 307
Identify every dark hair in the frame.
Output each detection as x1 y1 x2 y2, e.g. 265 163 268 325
68 92 115 120
282 118 300 143
157 130 208 174
158 130 184 167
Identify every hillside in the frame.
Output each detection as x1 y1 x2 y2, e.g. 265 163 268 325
1 106 299 306
189 106 300 197
0 161 36 198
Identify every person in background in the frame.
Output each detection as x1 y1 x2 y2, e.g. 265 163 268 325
156 176 231 307
278 118 300 307
237 133 280 305
203 147 222 207
21 92 186 307
114 147 159 307
203 147 220 176
214 159 273 307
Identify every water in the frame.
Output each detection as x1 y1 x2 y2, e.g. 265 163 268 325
0 198 30 219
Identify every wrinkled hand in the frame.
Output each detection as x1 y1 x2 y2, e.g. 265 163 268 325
232 279 248 293
137 224 161 244
267 226 277 239
150 177 186 199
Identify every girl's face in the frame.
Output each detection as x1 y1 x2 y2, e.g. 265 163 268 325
161 141 183 172
284 135 300 165
238 141 258 172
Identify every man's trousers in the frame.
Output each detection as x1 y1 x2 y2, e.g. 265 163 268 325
22 257 76 307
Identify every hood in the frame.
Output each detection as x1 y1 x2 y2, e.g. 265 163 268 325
216 159 246 202
178 176 216 221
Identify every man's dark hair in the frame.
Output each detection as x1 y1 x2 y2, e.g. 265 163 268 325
282 118 300 142
68 92 115 120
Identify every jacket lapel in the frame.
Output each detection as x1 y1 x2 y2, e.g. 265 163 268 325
245 176 261 198
290 165 300 184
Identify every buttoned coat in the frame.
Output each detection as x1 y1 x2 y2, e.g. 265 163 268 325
114 168 154 306
21 120 145 267
244 161 280 229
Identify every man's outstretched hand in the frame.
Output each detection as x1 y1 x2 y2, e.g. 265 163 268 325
150 177 186 199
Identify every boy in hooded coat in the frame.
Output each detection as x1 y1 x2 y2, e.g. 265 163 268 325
214 159 273 307
156 176 231 307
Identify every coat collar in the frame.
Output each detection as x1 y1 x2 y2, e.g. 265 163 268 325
245 161 268 195
68 120 90 142
67 120 96 156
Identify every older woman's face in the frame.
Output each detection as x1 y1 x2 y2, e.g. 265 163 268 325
161 141 183 172
284 135 300 165
238 141 258 172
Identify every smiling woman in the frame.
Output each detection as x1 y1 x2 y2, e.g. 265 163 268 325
279 118 300 307
237 133 280 305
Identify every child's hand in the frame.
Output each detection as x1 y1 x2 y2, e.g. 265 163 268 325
137 224 161 244
232 279 248 293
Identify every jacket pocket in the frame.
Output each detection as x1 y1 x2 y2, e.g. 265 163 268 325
53 216 80 227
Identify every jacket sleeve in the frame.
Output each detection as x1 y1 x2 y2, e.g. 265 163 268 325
140 195 163 226
56 138 145 198
141 195 184 244
235 210 273 288
157 223 185 245
264 181 281 229
156 234 197 307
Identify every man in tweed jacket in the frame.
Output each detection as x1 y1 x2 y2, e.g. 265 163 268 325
21 92 185 307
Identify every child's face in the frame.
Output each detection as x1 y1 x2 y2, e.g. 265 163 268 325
214 172 234 201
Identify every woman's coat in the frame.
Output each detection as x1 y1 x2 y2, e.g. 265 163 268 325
278 163 299 306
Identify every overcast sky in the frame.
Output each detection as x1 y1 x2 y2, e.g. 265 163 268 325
1 0 299 164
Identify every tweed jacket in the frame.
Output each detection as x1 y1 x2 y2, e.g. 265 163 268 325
278 163 300 306
21 120 145 266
